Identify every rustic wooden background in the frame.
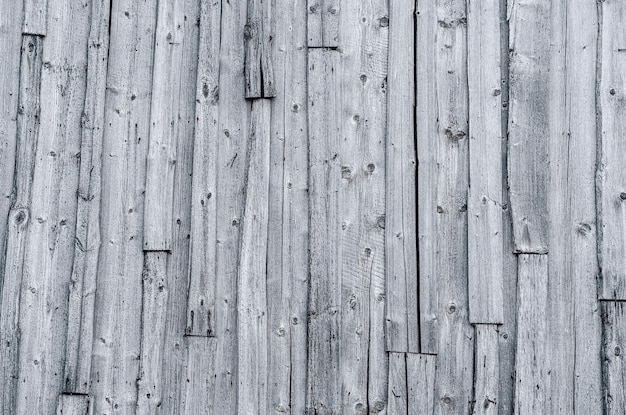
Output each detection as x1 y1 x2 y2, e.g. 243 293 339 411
0 0 623 413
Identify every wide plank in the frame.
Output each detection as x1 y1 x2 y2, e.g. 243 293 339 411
407 353 436 415
307 0 339 47
473 324 499 415
244 0 275 98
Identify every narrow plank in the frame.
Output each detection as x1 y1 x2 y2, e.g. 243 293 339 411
186 0 221 338
23 0 48 35
386 0 419 354
137 252 168 414
407 353 436 415
183 336 216 414
507 0 550 254
237 99 272 414
16 1 91 411
307 0 339 47
387 353 407 415
63 0 110 393
0 33 42 415
55 394 90 415
473 324 499 415
307 48 341 413
143 0 186 251
514 254 549 414
89 1 157 412
244 0 276 98
602 301 626 414
598 0 626 300
467 0 504 324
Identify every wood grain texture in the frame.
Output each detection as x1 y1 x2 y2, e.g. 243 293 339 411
467 0 504 324
244 0 276 98
598 0 626 300
55 394 90 415
385 0 419 354
507 0 551 254
602 301 626 415
473 324 499 415
387 353 408 415
407 353 436 415
183 337 216 414
23 0 47 36
307 0 339 47
514 254 548 414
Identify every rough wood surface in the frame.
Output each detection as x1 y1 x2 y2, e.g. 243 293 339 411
307 0 339 47
55 394 90 415
183 336 216 414
385 0 419 354
602 301 626 415
23 0 47 36
467 0 504 324
407 353 436 415
244 0 276 98
387 353 408 415
473 324 499 415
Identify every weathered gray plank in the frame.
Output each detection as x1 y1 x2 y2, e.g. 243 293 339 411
63 0 110 393
55 394 90 415
387 353 408 415
307 48 341 413
237 99 272 414
507 0 550 254
514 254 548 414
467 0 504 324
183 336 216 414
307 0 338 47
407 353 436 415
385 0 419 354
244 0 275 98
598 0 626 300
186 0 221 338
602 301 626 414
473 324 499 415
23 0 48 35
0 33 42 414
137 252 168 414
89 1 157 412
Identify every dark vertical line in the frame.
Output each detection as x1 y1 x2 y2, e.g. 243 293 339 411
412 0 420 355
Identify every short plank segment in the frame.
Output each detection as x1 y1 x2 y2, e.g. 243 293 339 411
55 394 90 415
183 337 217 414
244 0 276 98
386 0 419 354
307 48 342 413
137 252 169 414
467 0 504 324
514 254 549 413
602 301 626 414
387 353 408 414
0 33 42 414
473 324 499 415
237 99 272 415
507 0 551 254
89 1 157 413
63 0 110 393
407 353 436 414
598 0 626 300
307 0 339 47
23 0 48 35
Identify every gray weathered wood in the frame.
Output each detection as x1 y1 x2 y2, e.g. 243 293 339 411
473 324 499 415
467 0 504 324
598 0 626 300
507 0 550 254
0 32 42 415
23 0 47 35
307 0 339 47
514 254 548 414
387 353 408 414
407 353 436 415
244 0 276 98
183 336 216 414
307 48 341 413
385 0 419 354
237 99 272 415
602 301 626 414
55 394 90 415
89 1 157 412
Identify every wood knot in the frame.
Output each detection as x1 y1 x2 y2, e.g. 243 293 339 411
379 16 389 27
443 128 466 141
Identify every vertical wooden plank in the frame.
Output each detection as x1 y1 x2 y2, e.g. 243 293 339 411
507 0 551 254
386 0 419 354
307 0 339 47
23 0 48 35
467 0 504 324
514 254 549 414
473 324 499 415
89 1 156 413
63 0 110 393
598 0 626 300
237 99 271 414
56 394 90 415
136 252 168 414
0 33 42 415
244 0 275 98
387 353 407 415
183 337 216 414
307 48 341 414
407 353 436 415
602 301 626 414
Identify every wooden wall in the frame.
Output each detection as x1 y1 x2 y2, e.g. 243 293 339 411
0 0 622 413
